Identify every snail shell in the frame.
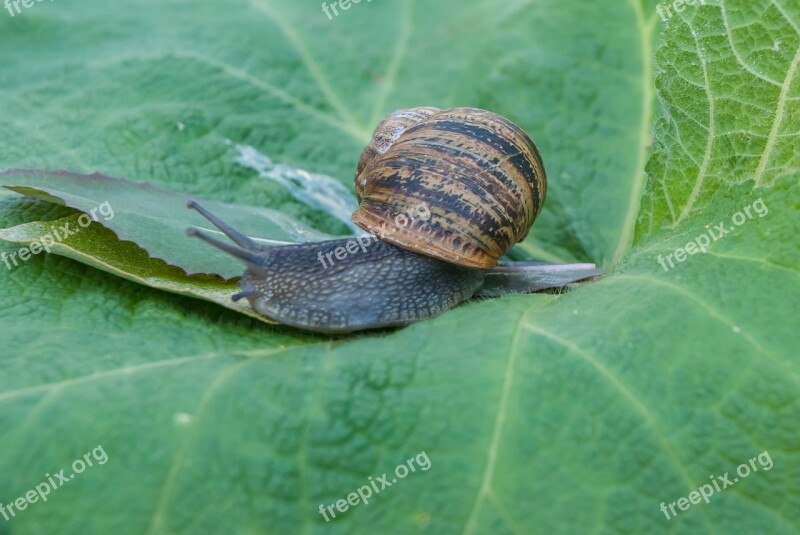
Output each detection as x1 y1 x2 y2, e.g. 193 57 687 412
352 107 546 268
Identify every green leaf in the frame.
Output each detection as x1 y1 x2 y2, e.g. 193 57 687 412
0 0 798 534
0 213 277 323
0 169 334 278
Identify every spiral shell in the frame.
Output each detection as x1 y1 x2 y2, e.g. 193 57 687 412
352 107 546 268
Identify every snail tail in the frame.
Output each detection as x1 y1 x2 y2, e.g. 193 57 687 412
476 262 603 297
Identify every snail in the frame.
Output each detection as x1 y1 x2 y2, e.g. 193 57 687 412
187 107 601 333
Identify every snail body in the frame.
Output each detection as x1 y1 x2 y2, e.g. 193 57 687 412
189 107 598 333
237 238 484 333
187 201 486 333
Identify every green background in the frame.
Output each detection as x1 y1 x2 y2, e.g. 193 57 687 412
0 0 798 533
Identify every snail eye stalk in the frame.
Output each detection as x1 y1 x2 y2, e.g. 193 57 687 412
186 227 267 270
232 288 255 301
187 200 260 251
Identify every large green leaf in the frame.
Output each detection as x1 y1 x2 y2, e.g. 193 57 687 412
0 1 797 535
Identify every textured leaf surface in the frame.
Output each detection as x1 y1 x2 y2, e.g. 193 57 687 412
0 1 798 535
635 0 800 236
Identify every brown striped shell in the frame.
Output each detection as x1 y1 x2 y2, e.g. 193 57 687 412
352 107 546 269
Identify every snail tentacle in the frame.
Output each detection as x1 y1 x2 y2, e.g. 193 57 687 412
186 227 268 271
188 200 260 251
232 288 255 301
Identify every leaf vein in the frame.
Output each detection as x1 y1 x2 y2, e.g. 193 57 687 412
754 43 800 187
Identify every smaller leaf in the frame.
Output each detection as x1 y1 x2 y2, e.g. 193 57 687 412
0 214 277 324
0 169 337 278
